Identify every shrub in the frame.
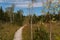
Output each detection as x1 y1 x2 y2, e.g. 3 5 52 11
33 26 49 40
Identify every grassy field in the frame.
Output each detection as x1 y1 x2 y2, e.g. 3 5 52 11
0 21 60 40
22 24 31 40
22 22 60 40
0 23 20 40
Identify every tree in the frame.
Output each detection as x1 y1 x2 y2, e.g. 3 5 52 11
0 6 4 22
15 10 24 26
4 11 10 22
6 4 15 23
32 14 39 24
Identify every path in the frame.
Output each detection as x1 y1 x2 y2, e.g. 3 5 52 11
13 25 27 40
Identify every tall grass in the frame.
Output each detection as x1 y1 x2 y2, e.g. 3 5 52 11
22 24 49 40
22 22 60 40
0 23 20 40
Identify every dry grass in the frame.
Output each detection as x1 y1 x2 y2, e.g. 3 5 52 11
0 21 60 40
37 22 60 40
22 24 31 40
22 22 60 40
0 23 20 40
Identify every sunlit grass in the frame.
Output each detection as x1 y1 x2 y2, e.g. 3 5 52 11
22 22 60 40
22 24 31 40
0 23 20 40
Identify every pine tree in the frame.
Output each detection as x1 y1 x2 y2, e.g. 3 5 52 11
0 6 4 22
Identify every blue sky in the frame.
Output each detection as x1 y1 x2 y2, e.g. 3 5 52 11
0 0 59 16
0 3 43 16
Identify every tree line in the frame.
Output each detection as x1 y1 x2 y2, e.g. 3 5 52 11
0 5 60 25
0 6 24 26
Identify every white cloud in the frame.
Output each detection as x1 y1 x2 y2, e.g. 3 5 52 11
9 1 30 4
0 0 43 8
52 0 59 3
33 2 43 7
3 0 31 3
0 0 4 2
15 2 43 8
15 4 28 8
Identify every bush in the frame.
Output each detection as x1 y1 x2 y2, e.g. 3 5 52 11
33 26 49 40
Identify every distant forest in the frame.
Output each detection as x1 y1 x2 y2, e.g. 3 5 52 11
0 5 60 26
